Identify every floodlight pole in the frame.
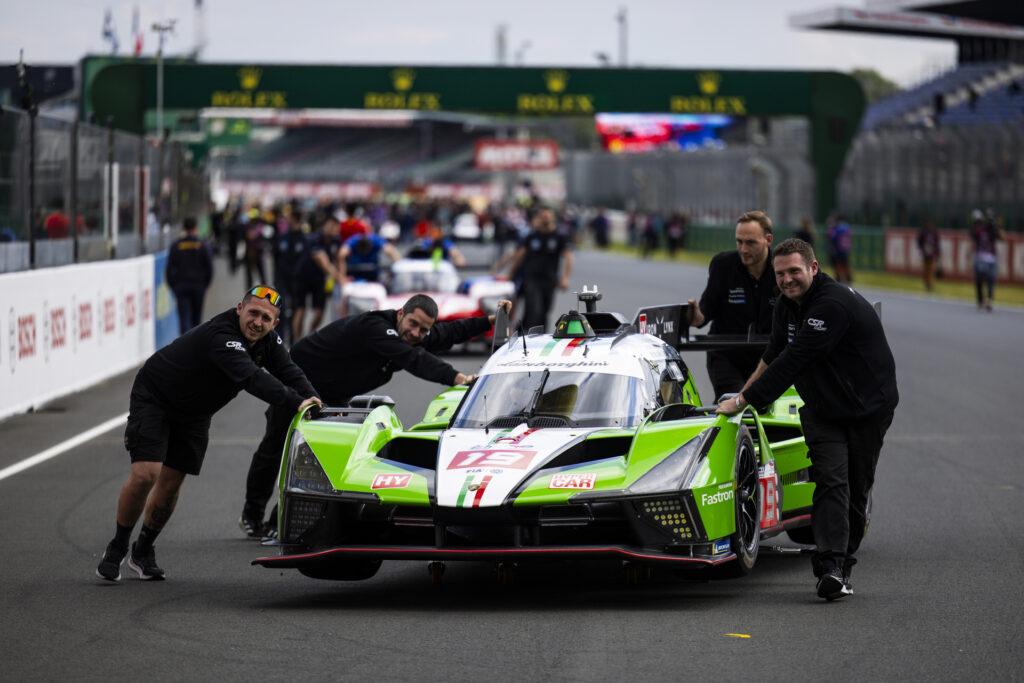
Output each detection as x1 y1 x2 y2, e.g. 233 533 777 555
616 7 627 67
152 19 175 228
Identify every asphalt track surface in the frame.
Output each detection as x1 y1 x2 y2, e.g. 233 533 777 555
1 247 1022 681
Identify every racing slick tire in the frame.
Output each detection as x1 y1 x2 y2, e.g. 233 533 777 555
715 427 760 578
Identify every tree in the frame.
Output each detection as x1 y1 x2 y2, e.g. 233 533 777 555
851 68 901 103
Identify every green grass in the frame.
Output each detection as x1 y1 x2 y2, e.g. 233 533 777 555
605 243 1024 307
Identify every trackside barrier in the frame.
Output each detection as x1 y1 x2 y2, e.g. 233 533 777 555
0 252 179 421
885 228 1024 284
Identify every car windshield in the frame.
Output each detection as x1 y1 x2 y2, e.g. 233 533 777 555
452 370 648 429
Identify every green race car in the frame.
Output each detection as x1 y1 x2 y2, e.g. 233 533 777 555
253 287 814 582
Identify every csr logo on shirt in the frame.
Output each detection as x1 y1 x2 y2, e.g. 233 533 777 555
806 318 827 331
386 328 399 337
226 340 245 351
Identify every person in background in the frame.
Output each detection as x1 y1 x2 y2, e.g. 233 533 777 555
271 207 307 346
916 219 941 292
95 285 320 581
291 213 342 341
968 209 1005 311
503 206 573 332
166 217 213 333
795 215 817 247
339 230 403 282
826 212 852 284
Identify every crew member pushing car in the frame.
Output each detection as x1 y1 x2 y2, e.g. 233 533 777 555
239 293 512 538
95 285 321 582
717 238 898 601
688 210 777 400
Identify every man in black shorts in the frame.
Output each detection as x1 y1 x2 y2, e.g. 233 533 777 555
688 210 777 400
239 293 511 537
95 285 321 582
292 213 342 341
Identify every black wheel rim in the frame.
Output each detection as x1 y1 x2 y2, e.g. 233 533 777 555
736 442 758 554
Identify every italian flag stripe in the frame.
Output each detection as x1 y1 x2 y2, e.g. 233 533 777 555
456 475 473 507
562 337 585 355
471 475 493 507
540 340 559 356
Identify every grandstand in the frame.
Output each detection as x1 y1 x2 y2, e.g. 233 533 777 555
797 0 1024 228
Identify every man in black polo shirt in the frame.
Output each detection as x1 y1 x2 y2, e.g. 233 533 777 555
95 285 321 582
688 210 778 400
718 238 898 601
504 207 574 332
239 293 512 537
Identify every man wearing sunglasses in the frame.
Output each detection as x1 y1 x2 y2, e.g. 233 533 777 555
239 293 512 539
95 285 321 582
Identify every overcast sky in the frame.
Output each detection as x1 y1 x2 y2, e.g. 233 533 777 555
3 0 958 87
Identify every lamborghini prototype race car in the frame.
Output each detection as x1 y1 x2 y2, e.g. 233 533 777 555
253 287 814 582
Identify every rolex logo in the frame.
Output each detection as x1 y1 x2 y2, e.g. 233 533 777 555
238 66 262 90
391 68 416 92
697 71 720 95
544 69 569 93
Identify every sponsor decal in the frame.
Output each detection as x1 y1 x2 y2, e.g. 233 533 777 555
17 313 36 360
51 307 67 351
727 286 747 304
448 449 537 470
125 294 137 328
549 472 597 490
386 328 399 337
758 462 780 529
638 313 647 334
226 340 245 351
497 359 608 369
701 489 734 506
141 288 152 321
805 318 826 331
102 297 116 334
371 473 412 489
713 539 731 555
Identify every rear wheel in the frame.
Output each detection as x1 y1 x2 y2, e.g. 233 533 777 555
717 428 760 578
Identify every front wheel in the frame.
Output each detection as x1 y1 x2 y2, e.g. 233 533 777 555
716 428 760 578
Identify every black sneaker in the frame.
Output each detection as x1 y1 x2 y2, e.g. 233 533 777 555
239 514 263 539
260 520 278 541
128 542 166 580
816 567 851 601
96 540 128 581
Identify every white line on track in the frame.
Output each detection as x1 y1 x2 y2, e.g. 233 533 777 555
0 412 128 483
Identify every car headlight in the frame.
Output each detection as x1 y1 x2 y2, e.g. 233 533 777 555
628 432 710 495
286 433 334 494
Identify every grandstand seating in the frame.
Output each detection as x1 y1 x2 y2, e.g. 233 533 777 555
859 62 1023 130
222 121 492 188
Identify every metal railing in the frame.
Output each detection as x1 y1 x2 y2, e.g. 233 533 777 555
0 105 203 272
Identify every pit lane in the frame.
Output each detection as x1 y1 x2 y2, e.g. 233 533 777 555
0 249 1021 680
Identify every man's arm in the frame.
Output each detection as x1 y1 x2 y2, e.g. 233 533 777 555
448 244 467 268
337 244 350 281
312 249 339 281
382 243 402 264
559 249 574 291
716 359 768 415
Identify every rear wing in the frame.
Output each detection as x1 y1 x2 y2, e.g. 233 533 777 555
631 302 769 352
631 299 882 352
